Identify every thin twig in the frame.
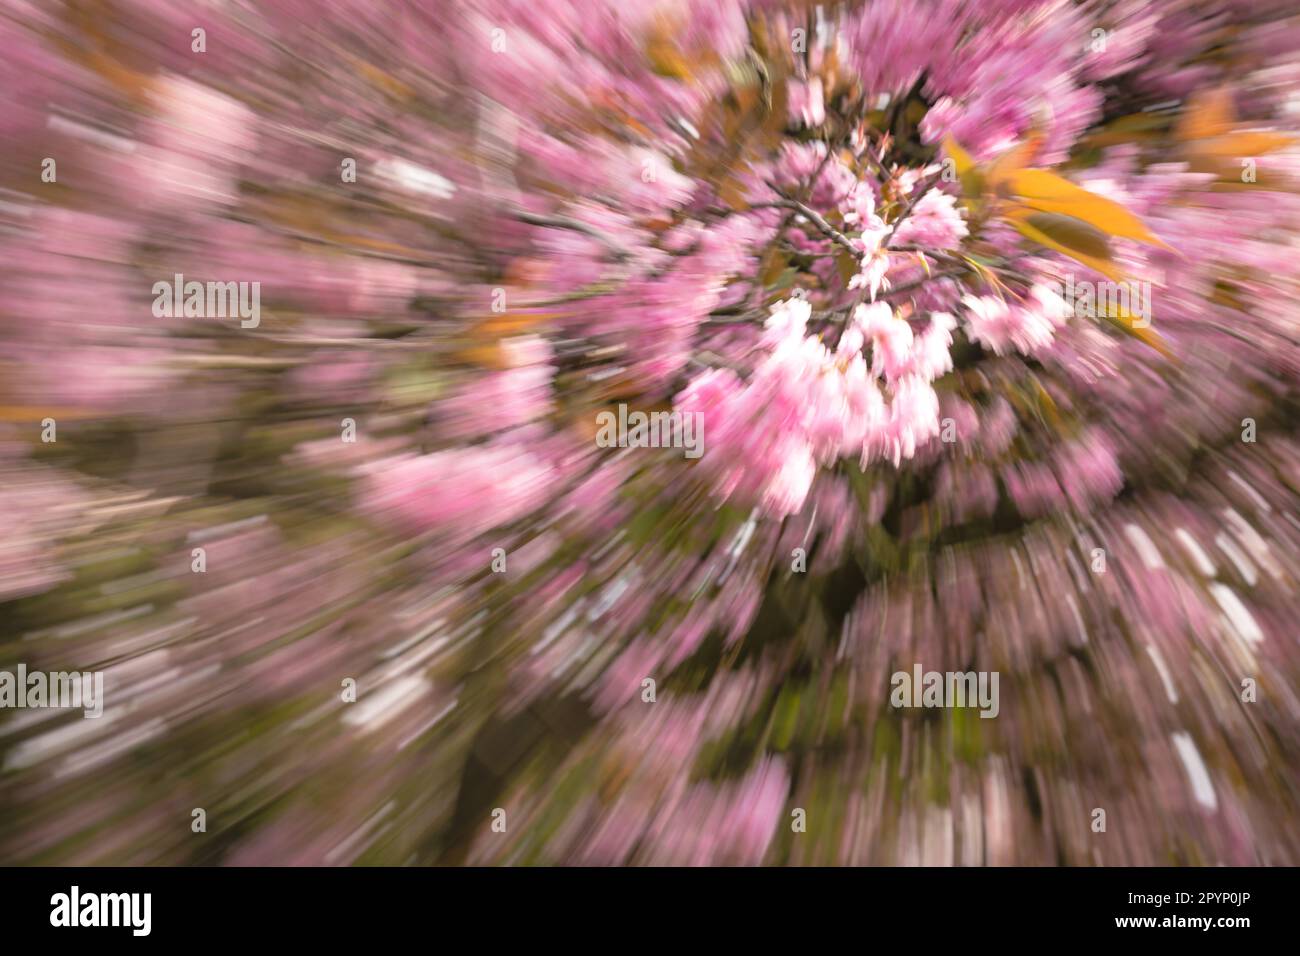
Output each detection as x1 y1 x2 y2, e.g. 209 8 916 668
751 194 862 259
882 269 967 298
883 172 942 249
511 209 633 261
690 350 752 378
891 245 967 267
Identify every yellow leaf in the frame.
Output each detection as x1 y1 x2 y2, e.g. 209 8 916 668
1005 210 1126 282
646 16 692 80
453 342 508 368
1174 89 1236 143
0 405 92 423
983 129 1044 190
1099 312 1173 359
1081 113 1167 149
1004 169 1171 248
942 135 978 189
1174 89 1296 180
1190 131 1295 160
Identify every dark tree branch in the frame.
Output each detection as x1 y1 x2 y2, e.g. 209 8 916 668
751 193 862 259
511 209 634 261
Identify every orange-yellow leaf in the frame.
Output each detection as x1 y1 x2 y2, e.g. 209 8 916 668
646 30 691 80
0 405 93 423
941 136 977 197
984 130 1044 190
1081 113 1167 149
1004 169 1171 249
1190 131 1295 160
1005 210 1126 282
942 136 976 180
1175 89 1236 143
1101 311 1173 359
